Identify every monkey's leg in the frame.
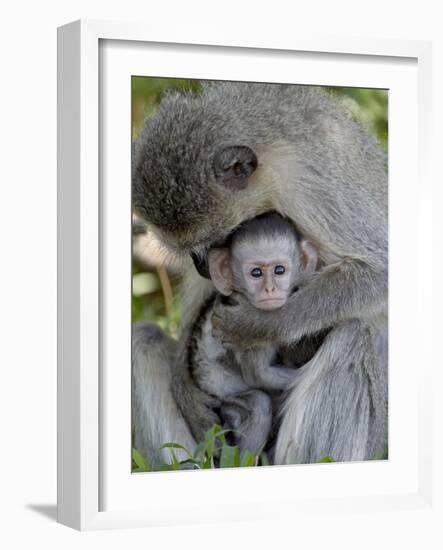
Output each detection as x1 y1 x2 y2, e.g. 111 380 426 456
220 390 272 455
274 319 388 465
239 348 298 391
132 322 197 468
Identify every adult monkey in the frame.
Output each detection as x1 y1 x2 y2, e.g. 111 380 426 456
132 82 388 465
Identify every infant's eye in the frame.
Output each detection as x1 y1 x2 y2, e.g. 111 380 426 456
250 267 263 278
274 265 286 275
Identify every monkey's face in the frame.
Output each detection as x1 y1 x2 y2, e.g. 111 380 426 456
133 146 260 254
232 238 298 311
132 91 268 258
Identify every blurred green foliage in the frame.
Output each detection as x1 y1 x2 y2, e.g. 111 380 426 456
132 259 181 338
329 86 388 148
131 78 387 336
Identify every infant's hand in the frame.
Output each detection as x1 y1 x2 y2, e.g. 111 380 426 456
211 293 265 349
184 385 222 443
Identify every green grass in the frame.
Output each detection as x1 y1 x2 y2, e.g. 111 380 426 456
132 424 336 472
132 425 269 472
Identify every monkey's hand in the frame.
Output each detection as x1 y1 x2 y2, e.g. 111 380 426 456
172 372 222 443
185 386 222 443
213 261 387 347
211 293 270 350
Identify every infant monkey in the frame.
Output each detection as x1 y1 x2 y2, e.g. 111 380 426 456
187 212 318 455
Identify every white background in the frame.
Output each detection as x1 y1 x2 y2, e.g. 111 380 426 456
0 1 441 548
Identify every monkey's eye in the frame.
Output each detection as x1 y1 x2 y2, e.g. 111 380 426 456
274 265 286 275
250 267 263 278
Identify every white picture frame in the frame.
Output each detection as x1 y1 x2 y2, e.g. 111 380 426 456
57 19 434 531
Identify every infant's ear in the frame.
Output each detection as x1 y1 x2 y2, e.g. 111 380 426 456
208 248 233 296
300 240 318 274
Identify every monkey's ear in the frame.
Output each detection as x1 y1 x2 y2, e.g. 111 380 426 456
208 248 233 295
300 240 318 274
213 146 258 190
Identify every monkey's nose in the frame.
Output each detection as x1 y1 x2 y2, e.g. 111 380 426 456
265 287 275 294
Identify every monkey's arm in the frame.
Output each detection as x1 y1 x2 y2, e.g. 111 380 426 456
170 344 222 443
237 348 298 391
213 260 387 347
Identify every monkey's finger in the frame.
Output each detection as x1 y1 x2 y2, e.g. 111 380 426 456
193 409 222 442
203 393 222 409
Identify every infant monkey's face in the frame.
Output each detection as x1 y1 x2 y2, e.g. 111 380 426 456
232 238 297 311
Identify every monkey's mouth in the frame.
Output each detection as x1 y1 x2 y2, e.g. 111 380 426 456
190 250 210 279
189 231 233 279
256 298 286 310
188 230 229 256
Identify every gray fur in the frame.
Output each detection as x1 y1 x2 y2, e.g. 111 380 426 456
239 350 300 390
132 323 196 465
187 303 274 453
132 82 388 464
186 214 316 453
228 211 300 249
275 318 388 463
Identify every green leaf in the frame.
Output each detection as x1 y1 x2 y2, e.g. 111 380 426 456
160 442 193 458
158 443 184 469
193 442 206 460
132 448 150 472
220 445 240 469
240 450 258 467
169 449 181 470
204 431 216 461
317 456 336 463
260 452 270 466
212 424 227 445
202 455 213 469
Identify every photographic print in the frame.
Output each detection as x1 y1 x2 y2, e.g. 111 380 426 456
131 78 388 473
